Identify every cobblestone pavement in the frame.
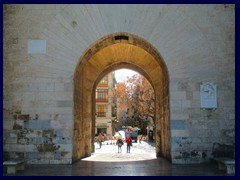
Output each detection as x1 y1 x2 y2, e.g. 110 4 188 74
82 141 156 162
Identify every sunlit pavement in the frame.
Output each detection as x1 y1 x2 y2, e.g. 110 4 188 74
82 141 157 162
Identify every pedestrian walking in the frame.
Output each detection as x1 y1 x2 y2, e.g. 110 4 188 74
116 137 123 153
126 135 132 153
139 135 142 144
98 132 103 148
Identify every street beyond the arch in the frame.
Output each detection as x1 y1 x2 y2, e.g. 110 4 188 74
82 140 156 162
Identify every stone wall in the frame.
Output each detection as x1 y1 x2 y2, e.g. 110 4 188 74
170 80 235 164
3 4 235 164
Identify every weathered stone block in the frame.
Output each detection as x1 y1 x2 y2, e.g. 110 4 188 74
171 114 189 120
60 158 72 164
181 100 191 108
171 120 186 130
60 151 71 158
53 137 72 144
29 159 50 164
25 144 42 152
31 137 45 144
54 152 61 159
9 132 18 138
56 100 72 107
58 144 72 152
51 120 73 130
54 130 63 137
17 114 30 120
170 91 187 100
24 120 51 130
26 152 39 160
44 152 55 159
171 130 189 137
6 137 18 144
3 119 14 130
36 143 60 152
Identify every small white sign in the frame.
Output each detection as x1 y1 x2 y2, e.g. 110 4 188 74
28 40 46 54
200 82 217 109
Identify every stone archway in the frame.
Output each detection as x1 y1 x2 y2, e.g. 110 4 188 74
73 32 170 162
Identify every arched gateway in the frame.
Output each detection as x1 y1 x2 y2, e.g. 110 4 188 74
73 32 170 162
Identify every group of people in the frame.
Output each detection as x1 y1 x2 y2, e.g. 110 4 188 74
97 132 132 153
116 135 132 153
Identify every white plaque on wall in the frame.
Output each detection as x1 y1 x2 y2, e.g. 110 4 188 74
200 82 217 109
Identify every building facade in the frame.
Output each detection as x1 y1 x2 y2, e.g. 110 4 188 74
95 73 117 137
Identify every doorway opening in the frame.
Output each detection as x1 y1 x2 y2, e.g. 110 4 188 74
73 32 170 163
85 70 157 162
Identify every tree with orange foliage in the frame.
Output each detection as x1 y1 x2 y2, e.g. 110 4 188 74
112 74 155 133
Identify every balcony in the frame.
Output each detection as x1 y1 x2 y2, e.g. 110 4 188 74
96 112 106 117
98 83 108 87
96 98 108 103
